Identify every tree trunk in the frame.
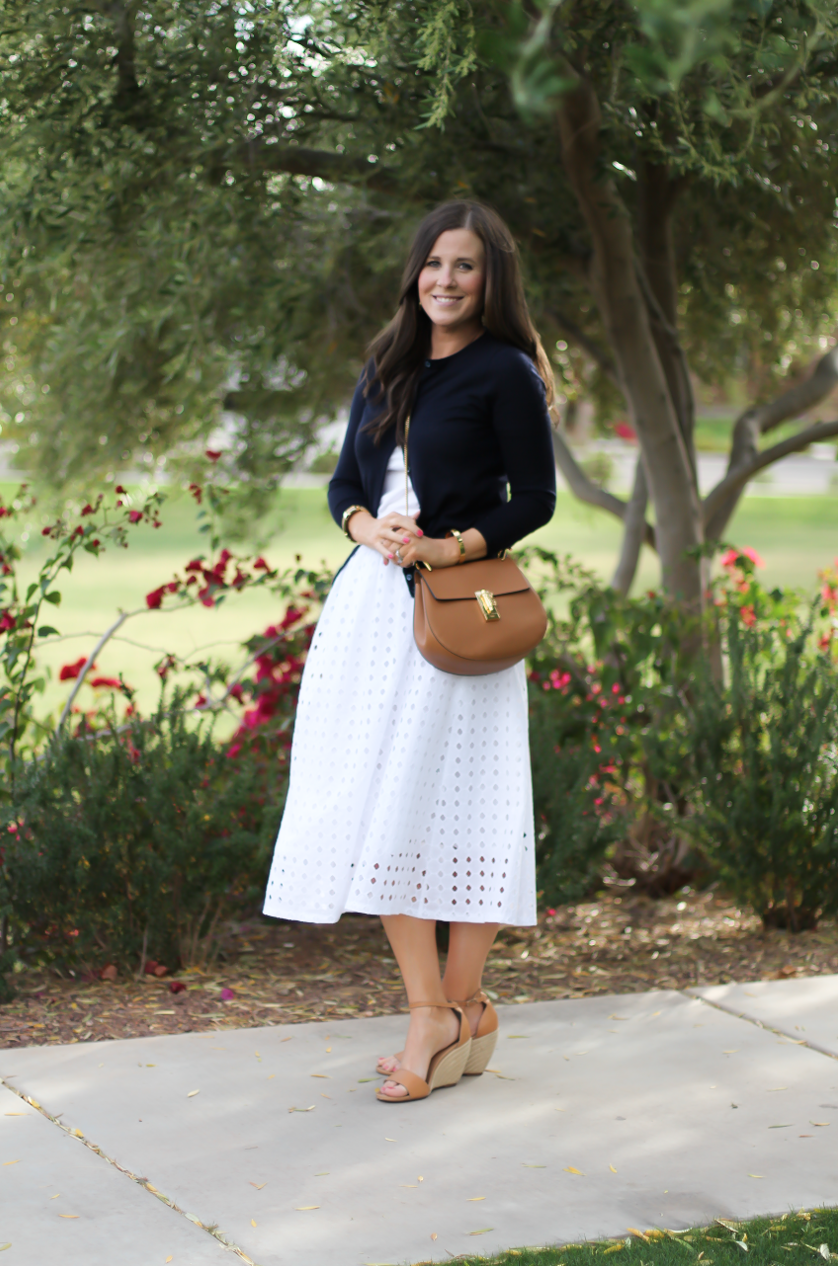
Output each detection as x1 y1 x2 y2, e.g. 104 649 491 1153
555 79 704 609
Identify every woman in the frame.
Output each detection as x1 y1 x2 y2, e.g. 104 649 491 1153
263 200 556 1102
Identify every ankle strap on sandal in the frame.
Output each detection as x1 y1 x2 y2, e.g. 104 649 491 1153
449 990 489 1006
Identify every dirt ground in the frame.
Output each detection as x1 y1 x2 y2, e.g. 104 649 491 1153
2 888 837 1050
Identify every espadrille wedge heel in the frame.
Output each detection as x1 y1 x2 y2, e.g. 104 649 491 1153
457 990 499 1076
376 1002 471 1103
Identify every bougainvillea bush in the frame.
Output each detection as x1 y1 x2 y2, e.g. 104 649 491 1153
525 546 838 928
0 474 331 989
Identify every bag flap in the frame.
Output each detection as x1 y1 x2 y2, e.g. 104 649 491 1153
417 557 532 602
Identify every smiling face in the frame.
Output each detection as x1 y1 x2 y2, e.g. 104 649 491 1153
417 227 486 335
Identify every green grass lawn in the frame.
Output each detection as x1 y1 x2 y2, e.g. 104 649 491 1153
441 1207 838 1266
4 481 838 719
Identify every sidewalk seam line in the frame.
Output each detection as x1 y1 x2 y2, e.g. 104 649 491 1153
680 990 838 1061
0 1074 261 1264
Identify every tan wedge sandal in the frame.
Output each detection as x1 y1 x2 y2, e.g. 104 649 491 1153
375 1002 472 1103
375 990 499 1079
457 989 499 1076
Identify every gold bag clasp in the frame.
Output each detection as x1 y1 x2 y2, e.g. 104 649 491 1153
475 589 500 622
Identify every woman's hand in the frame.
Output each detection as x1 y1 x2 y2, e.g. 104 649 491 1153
347 509 424 564
347 510 487 569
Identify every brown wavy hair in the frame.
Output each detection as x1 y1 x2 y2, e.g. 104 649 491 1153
364 200 554 444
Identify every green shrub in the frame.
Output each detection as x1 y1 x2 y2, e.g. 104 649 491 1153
685 609 838 930
1 697 280 973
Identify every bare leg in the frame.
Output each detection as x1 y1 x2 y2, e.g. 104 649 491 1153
442 922 500 1036
378 915 459 1100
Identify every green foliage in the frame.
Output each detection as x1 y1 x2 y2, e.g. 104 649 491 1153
525 543 838 915
686 601 838 930
1 698 277 973
1 0 838 510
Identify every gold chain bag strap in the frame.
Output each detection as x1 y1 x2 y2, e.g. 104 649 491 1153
404 415 548 677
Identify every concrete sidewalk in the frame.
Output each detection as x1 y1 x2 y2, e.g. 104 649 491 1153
1 978 837 1266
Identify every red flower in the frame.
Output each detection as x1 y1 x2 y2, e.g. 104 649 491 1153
253 557 270 571
74 525 84 536
739 605 757 627
145 587 165 610
205 449 222 462
188 483 202 504
169 980 187 994
185 559 203 572
819 631 833 651
115 485 127 495
128 510 143 524
80 503 94 516
59 656 92 680
0 611 15 632
614 420 637 443
89 676 123 690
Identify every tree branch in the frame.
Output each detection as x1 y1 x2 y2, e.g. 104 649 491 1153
610 458 653 594
241 143 404 195
703 418 838 531
704 346 838 538
552 427 656 549
547 309 620 386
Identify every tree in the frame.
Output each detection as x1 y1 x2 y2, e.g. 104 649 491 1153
1 1 837 596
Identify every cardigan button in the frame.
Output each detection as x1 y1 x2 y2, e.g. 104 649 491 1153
424 359 430 367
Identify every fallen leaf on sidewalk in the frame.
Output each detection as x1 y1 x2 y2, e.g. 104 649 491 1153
748 1174 764 1178
58 1214 79 1219
249 1182 266 1190
811 1121 830 1127
288 1106 315 1113
610 1165 617 1173
166 1258 173 1263
0 1246 11 1252
296 1206 319 1211
469 1228 493 1236
523 1164 545 1168
564 1167 585 1175
3 1160 21 1166
251 1219 257 1227
4 1113 27 1116
311 1074 330 1079
187 1090 199 1098
467 1197 485 1202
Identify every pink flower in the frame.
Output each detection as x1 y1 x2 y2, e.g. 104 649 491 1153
0 611 15 632
819 631 832 651
169 981 187 994
720 548 739 570
128 510 143 524
253 557 270 571
742 546 764 568
614 420 637 443
739 605 757 628
115 485 127 495
220 987 235 1001
206 450 222 462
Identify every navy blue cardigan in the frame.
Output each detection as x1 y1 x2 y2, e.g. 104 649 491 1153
328 332 556 558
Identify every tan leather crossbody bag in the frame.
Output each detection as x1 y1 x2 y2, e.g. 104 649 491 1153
404 416 548 676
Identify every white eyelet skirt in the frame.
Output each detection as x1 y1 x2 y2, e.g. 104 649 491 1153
262 543 537 926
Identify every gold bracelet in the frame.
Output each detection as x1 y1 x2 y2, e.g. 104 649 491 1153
341 504 368 539
449 528 466 563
